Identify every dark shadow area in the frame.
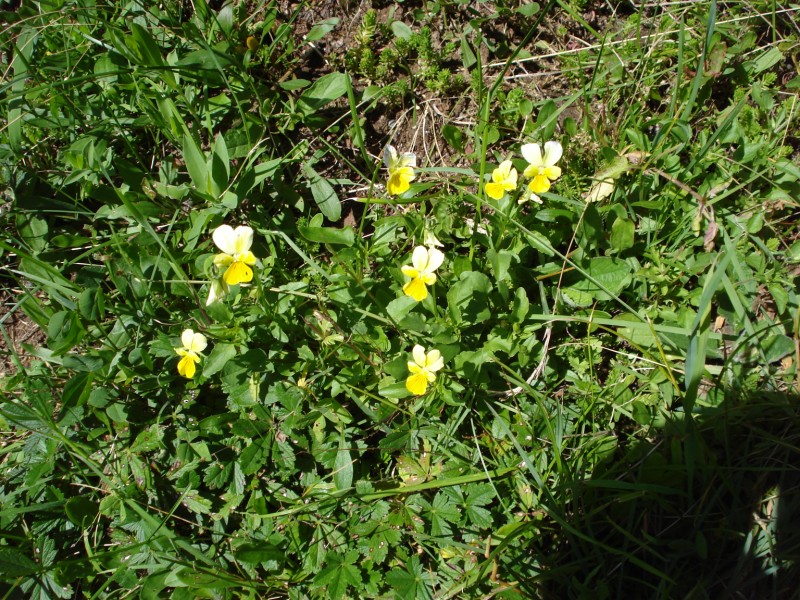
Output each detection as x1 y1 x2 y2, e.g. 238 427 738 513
548 388 800 599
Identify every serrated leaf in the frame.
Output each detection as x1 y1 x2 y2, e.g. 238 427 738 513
313 551 360 599
0 548 38 576
562 257 633 307
240 439 269 475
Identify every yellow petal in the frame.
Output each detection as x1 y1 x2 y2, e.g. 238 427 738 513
223 261 253 285
178 354 198 378
214 253 234 268
485 181 505 200
388 168 413 195
543 166 561 181
529 174 551 194
403 277 428 302
401 265 420 278
239 250 257 265
406 372 429 395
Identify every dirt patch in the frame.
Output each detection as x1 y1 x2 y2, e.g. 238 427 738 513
0 289 46 377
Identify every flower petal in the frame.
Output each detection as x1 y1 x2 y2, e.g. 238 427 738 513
543 166 561 181
425 349 444 372
178 354 197 378
406 372 429 395
401 265 420 278
485 182 505 200
529 174 551 194
182 329 196 350
411 246 429 271
543 141 563 166
223 261 254 285
239 250 257 265
212 224 237 255
398 152 417 169
232 226 253 253
206 279 225 306
388 169 413 195
189 332 207 353
424 247 444 273
403 277 428 301
412 345 427 367
214 253 234 269
521 143 543 167
408 362 422 374
384 145 398 169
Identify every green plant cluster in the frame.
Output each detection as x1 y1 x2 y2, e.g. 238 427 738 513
1 1 799 599
344 13 465 100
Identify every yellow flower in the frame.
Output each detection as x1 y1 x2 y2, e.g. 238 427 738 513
384 145 416 195
401 246 444 302
406 345 444 395
485 160 518 200
522 141 563 194
175 329 207 379
212 225 257 286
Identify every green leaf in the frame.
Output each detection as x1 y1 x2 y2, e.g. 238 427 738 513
0 548 38 577
210 133 230 197
203 343 237 377
303 164 342 221
298 214 354 246
751 46 782 74
561 257 633 307
441 124 465 152
297 72 347 116
447 271 493 324
65 496 98 528
234 541 285 565
510 287 529 323
378 379 411 399
183 134 209 195
333 435 353 491
306 17 339 42
240 439 269 475
62 353 102 372
610 217 635 251
391 21 414 40
313 551 360 599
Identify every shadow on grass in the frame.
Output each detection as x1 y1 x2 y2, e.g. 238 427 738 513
545 389 800 599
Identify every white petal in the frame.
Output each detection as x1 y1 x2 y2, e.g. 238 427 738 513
411 246 429 271
412 345 426 367
398 152 416 168
181 329 195 349
424 247 444 273
212 224 237 255
190 333 207 352
543 141 563 166
426 350 444 372
521 143 543 167
384 145 398 169
232 226 253 253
